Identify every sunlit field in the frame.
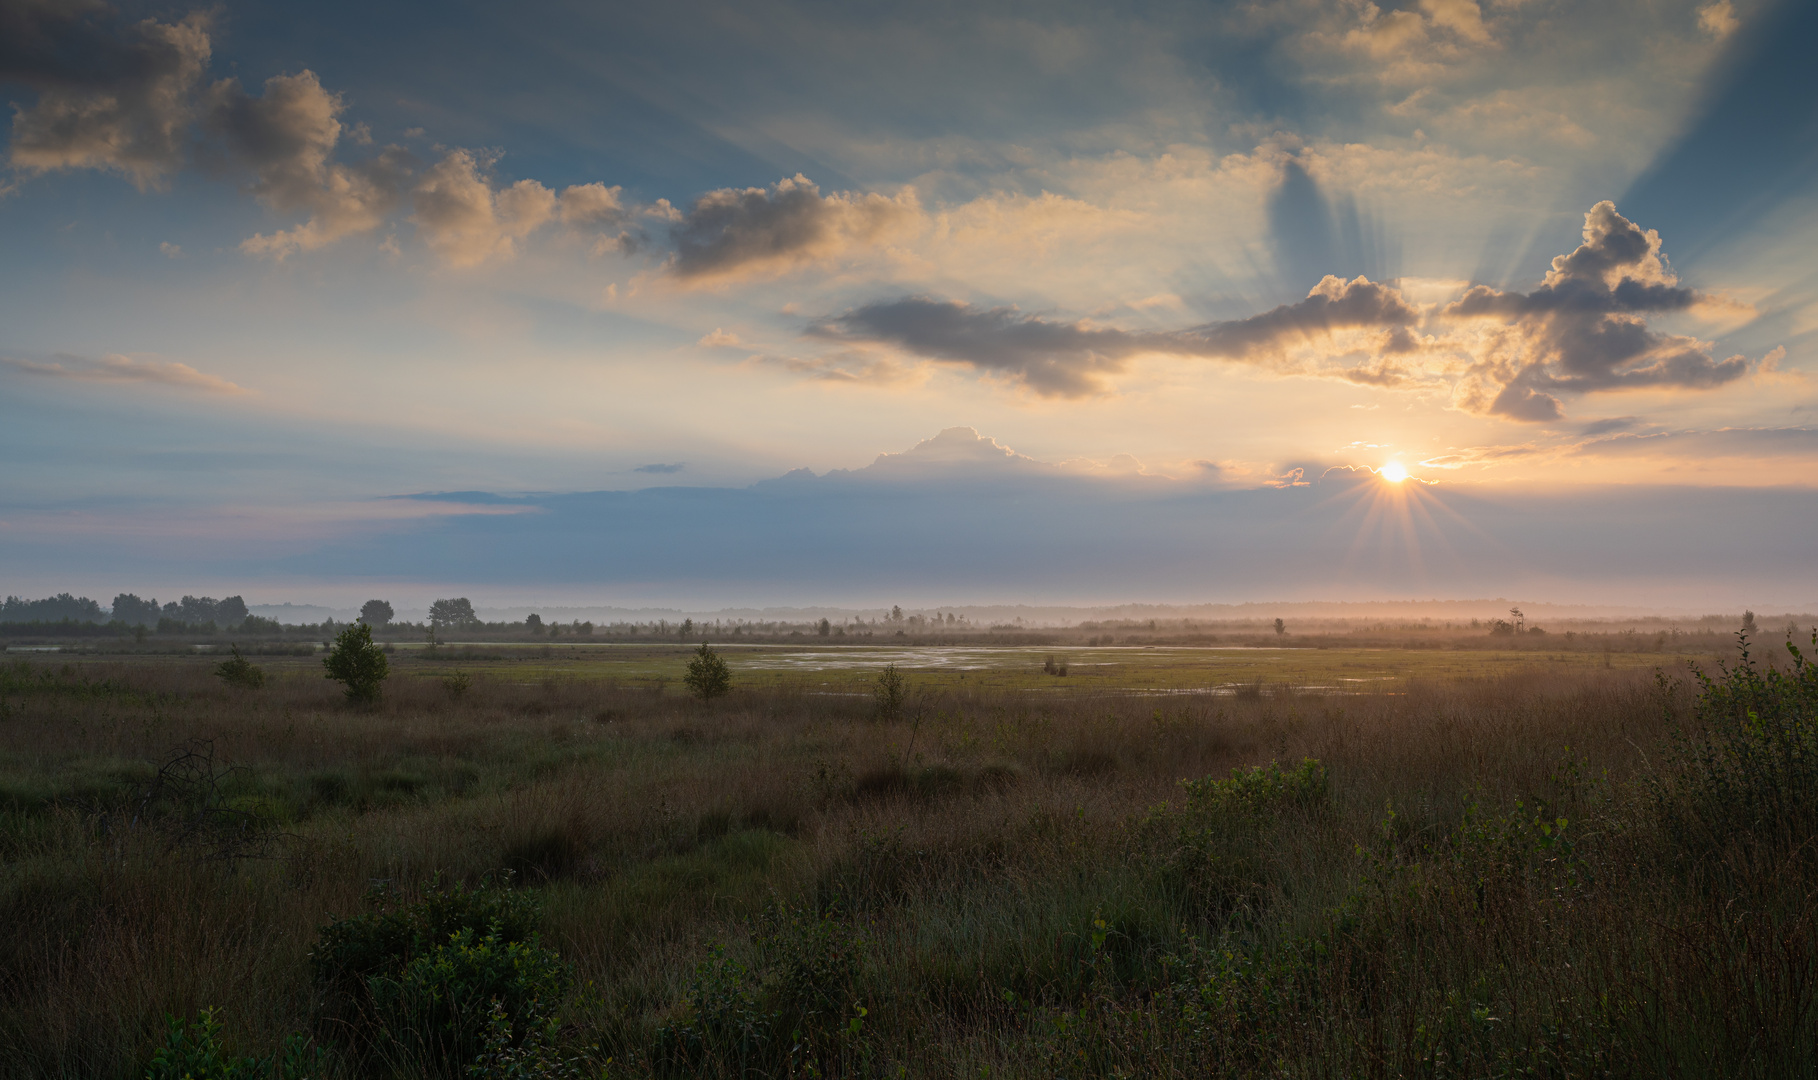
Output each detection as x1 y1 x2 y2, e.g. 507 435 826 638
2 633 1814 1078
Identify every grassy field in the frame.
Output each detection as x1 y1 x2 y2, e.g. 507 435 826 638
97 638 1718 692
0 634 1813 1078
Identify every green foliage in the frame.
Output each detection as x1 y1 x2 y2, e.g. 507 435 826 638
1179 757 1328 817
214 645 267 689
683 642 731 701
654 904 866 1079
310 882 568 1075
322 622 389 703
468 999 604 1080
871 664 906 720
1656 630 1818 860
145 1008 326 1080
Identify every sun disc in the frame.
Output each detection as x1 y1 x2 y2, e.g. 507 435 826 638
1381 461 1408 483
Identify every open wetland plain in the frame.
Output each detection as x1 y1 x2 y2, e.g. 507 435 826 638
1 633 1813 1078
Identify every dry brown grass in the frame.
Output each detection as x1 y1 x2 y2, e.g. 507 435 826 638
0 651 1811 1077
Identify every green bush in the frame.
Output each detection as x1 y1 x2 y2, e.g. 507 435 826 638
214 645 267 689
323 622 389 704
654 905 866 1079
683 642 732 701
1656 631 1818 861
144 1008 327 1080
468 999 604 1080
310 882 569 1076
1179 758 1328 817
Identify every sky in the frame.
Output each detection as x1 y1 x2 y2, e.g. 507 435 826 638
2 0 1815 610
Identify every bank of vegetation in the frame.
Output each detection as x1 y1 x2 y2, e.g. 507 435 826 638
0 631 1812 1077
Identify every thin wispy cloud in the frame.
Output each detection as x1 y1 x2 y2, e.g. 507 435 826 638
1 354 250 395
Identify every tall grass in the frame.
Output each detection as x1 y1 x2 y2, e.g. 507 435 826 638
0 643 1810 1077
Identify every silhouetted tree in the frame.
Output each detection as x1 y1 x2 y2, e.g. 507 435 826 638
216 596 249 627
429 598 480 630
818 618 831 636
526 613 544 634
1274 618 1286 635
110 594 161 626
2 593 105 623
360 599 394 627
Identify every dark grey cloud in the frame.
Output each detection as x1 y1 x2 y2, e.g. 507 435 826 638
2 0 211 187
1444 201 1751 422
1 2 410 250
668 174 912 282
811 276 1420 396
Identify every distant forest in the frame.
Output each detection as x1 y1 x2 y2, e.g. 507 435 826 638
1 593 250 628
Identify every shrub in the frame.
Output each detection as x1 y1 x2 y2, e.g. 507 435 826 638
213 645 266 689
468 999 602 1080
683 641 732 701
1656 631 1818 861
323 622 389 704
310 882 568 1076
145 1008 327 1080
654 905 865 1079
872 664 906 720
1179 758 1328 817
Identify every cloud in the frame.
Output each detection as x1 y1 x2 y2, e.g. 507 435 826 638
558 182 625 226
3 3 212 188
159 241 181 258
410 149 556 267
810 275 1421 397
1 352 248 394
209 70 410 258
669 174 918 283
633 462 685 474
1443 201 1751 420
1574 426 1818 461
697 328 740 347
1697 1 1739 40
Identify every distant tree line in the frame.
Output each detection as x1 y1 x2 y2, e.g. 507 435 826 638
1 592 251 630
111 594 251 629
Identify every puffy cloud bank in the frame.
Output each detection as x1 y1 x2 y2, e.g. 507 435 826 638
668 175 917 283
1442 201 1749 420
812 203 1759 416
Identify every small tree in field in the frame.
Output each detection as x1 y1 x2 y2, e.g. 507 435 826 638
324 622 389 703
214 645 265 688
360 599 394 627
874 664 907 720
683 641 731 701
1274 618 1285 636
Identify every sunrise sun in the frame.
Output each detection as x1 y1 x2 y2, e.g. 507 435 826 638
1380 461 1408 483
